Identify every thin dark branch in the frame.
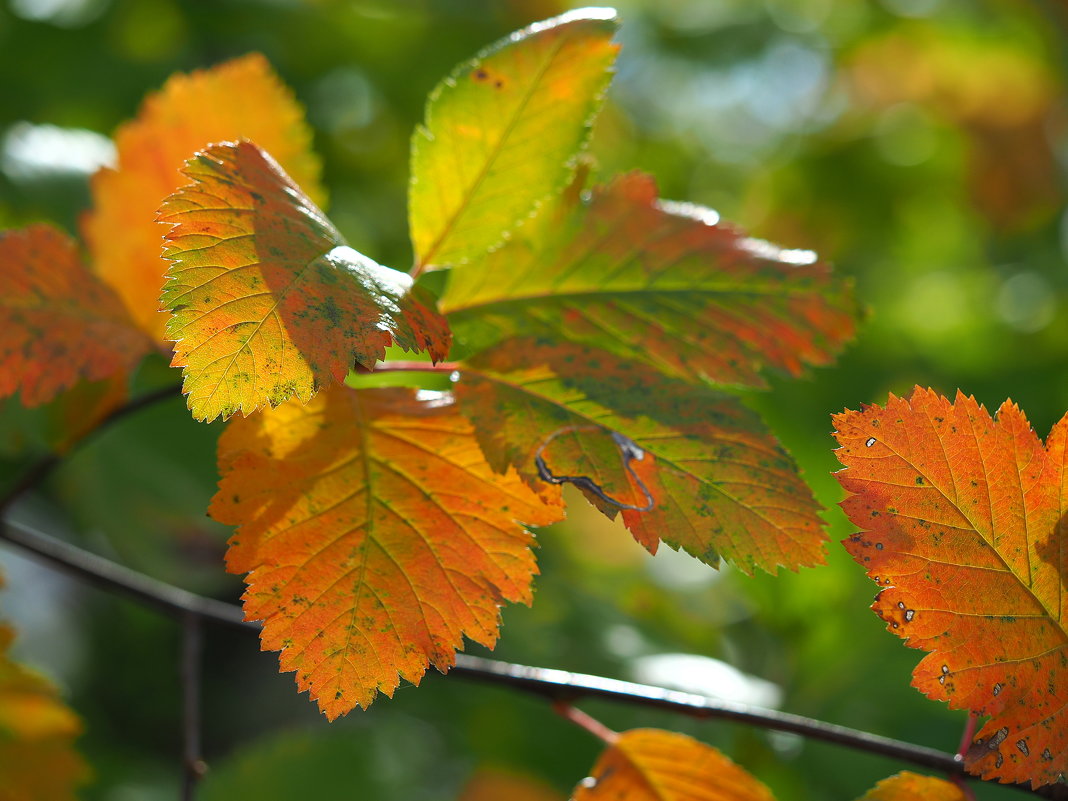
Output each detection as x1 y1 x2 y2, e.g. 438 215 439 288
0 384 182 516
181 612 207 800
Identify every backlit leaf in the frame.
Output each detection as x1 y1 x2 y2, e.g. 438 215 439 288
211 384 563 719
459 341 825 574
409 8 618 271
0 577 89 801
443 173 856 388
857 772 967 801
834 388 1068 786
573 729 775 801
160 141 451 423
84 53 323 342
0 224 150 406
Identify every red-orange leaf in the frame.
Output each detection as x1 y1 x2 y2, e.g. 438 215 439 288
460 341 825 574
211 384 563 718
84 53 323 342
0 224 150 406
857 772 967 801
573 729 775 801
834 388 1068 786
443 173 856 389
160 141 451 422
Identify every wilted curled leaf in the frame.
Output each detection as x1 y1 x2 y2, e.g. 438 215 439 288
856 772 967 801
0 224 150 406
0 579 89 800
409 8 619 271
211 384 562 719
160 141 451 422
460 341 825 574
443 172 857 389
574 729 775 801
85 53 323 342
834 388 1068 786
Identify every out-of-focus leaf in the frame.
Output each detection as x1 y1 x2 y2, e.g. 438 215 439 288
0 224 149 407
459 766 562 801
573 728 775 801
211 384 563 719
856 772 967 801
460 341 825 574
84 53 324 341
0 576 89 801
159 141 451 423
443 173 856 388
834 388 1068 786
409 8 618 271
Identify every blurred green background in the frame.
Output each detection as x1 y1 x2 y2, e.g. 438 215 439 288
2 0 1068 798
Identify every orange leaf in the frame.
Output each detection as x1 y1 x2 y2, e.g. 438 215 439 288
0 576 89 800
459 767 562 801
0 224 150 406
461 341 825 574
443 173 857 389
834 388 1068 786
211 384 563 718
84 53 323 342
856 772 967 801
574 729 775 801
159 141 451 422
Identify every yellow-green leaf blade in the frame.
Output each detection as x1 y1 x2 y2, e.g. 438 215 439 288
409 8 619 272
159 141 452 423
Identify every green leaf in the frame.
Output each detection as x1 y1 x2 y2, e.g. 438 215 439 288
459 340 826 574
443 173 857 389
408 8 619 272
159 141 452 423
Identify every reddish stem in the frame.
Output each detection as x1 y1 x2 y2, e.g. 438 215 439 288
553 700 619 745
950 712 979 801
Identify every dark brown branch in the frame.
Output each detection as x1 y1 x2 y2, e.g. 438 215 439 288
181 612 207 799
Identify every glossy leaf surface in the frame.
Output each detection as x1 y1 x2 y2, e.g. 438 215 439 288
84 53 323 342
834 388 1068 785
409 8 618 271
160 141 451 422
460 341 825 574
0 580 88 801
0 224 149 406
857 772 967 801
443 173 856 388
574 729 775 801
212 384 563 718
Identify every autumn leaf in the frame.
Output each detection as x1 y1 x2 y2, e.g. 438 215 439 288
0 224 150 407
0 579 89 801
834 387 1068 786
459 767 562 801
84 52 324 342
211 384 563 718
159 141 451 423
458 340 826 574
443 173 856 389
409 8 618 272
573 729 775 801
857 772 967 801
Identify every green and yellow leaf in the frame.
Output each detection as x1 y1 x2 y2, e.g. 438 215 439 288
160 141 451 422
84 53 324 342
409 8 619 272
